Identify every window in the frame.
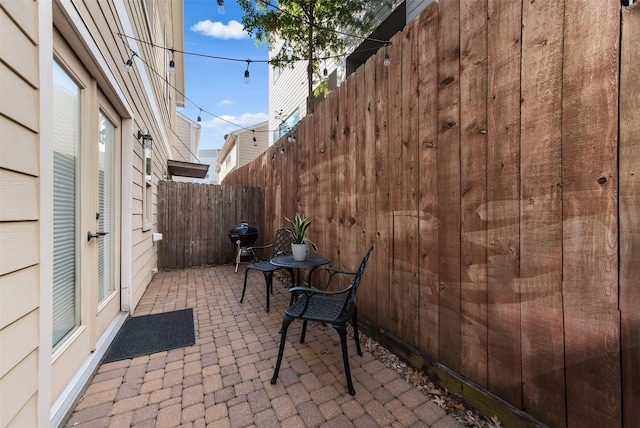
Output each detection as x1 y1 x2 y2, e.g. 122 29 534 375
98 111 116 303
276 109 300 140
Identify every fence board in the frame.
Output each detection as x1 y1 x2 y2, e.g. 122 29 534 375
620 5 640 427
486 0 523 407
359 55 377 318
519 0 566 425
436 0 462 372
347 67 361 289
388 28 409 341
417 3 439 359
562 0 621 425
459 0 488 388
326 91 340 282
402 17 421 347
374 38 392 331
175 182 186 269
157 182 168 268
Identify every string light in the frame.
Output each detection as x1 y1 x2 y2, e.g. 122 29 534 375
244 60 251 83
252 130 257 146
125 52 136 70
383 43 391 67
117 33 389 68
117 33 389 138
168 49 176 75
217 0 225 14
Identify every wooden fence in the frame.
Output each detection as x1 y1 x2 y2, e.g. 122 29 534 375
223 1 640 427
157 182 262 269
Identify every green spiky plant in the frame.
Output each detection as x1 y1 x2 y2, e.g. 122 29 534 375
285 213 318 253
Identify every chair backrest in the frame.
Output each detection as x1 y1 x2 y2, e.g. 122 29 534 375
270 228 295 259
343 245 374 312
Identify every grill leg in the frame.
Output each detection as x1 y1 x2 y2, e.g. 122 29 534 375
235 240 242 272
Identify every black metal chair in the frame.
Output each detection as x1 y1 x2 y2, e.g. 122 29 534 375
271 245 374 395
240 228 294 312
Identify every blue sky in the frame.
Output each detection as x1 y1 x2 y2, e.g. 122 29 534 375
180 0 270 150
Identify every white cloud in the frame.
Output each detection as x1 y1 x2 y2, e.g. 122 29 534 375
218 99 234 106
190 20 249 40
198 112 269 149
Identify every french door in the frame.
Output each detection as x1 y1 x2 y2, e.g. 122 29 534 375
52 33 121 400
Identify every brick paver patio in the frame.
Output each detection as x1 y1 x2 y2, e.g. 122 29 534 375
65 265 464 427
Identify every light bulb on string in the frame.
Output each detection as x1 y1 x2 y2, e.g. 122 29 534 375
217 0 225 14
125 52 136 71
244 60 251 83
383 43 391 67
168 49 176 75
197 109 202 122
252 130 257 146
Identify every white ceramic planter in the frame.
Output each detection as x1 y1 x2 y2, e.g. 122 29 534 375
291 243 308 261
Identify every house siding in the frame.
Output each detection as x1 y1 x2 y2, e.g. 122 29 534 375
0 1 41 426
0 0 184 425
218 122 269 182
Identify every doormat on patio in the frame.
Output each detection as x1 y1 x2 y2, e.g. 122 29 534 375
103 308 195 363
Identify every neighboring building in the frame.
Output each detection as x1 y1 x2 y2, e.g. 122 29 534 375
216 121 269 183
268 0 434 146
0 1 186 426
194 149 222 184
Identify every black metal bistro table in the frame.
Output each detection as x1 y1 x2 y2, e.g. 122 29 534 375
270 255 330 288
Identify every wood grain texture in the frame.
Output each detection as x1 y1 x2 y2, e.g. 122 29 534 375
486 0 522 407
619 5 640 426
519 0 566 425
562 0 621 425
417 2 440 359
374 36 392 331
459 0 488 388
436 0 462 372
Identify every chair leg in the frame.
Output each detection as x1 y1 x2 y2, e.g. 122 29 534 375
352 307 362 356
300 320 308 343
264 272 273 312
271 316 293 385
334 323 356 395
241 269 250 303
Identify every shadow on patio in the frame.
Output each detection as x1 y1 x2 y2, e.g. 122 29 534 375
65 265 469 427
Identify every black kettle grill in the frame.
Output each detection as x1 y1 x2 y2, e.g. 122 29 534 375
229 221 258 272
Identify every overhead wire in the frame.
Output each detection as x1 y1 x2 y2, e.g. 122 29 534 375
116 3 393 137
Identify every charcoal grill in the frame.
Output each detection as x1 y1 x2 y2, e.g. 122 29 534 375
229 221 258 272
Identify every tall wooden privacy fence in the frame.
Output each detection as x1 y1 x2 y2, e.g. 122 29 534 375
223 1 640 427
157 181 262 269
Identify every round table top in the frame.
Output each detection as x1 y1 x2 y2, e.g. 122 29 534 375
270 255 330 269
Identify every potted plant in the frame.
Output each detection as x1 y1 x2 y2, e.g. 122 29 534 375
285 213 318 261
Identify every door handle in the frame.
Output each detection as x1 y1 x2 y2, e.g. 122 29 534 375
87 231 109 241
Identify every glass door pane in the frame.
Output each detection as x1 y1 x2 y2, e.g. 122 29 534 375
52 60 80 347
98 112 115 303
